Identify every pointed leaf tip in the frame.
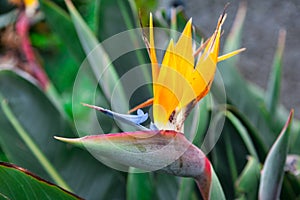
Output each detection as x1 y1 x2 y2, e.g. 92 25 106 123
54 136 80 144
265 29 286 115
259 109 294 200
54 136 68 142
285 109 294 129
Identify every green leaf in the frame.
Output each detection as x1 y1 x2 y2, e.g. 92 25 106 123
247 80 300 152
40 0 93 116
281 171 300 199
65 0 152 135
65 0 128 108
65 0 137 137
0 162 81 200
210 112 249 199
155 174 178 200
225 111 259 160
0 70 125 199
97 0 137 41
0 93 70 191
226 106 268 161
0 147 8 162
127 168 155 200
96 0 152 105
236 156 261 200
185 96 209 147
265 30 286 116
39 0 87 112
177 178 197 200
224 133 238 182
210 168 226 200
79 0 99 33
219 3 300 155
41 39 79 95
216 2 281 147
40 0 85 64
259 110 294 200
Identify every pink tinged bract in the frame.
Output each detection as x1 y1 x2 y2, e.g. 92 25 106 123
55 130 212 200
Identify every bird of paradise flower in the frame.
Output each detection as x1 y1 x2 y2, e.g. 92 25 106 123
55 11 244 200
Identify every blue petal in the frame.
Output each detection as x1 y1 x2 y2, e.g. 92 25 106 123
116 109 148 124
82 104 149 130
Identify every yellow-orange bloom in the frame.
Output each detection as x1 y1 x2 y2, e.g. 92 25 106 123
131 13 245 131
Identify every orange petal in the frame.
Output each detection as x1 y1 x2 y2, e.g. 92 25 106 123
174 19 197 109
217 48 246 62
128 98 154 114
192 14 226 101
174 18 194 77
149 13 159 82
154 40 179 125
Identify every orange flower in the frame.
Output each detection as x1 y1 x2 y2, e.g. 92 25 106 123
131 13 245 131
